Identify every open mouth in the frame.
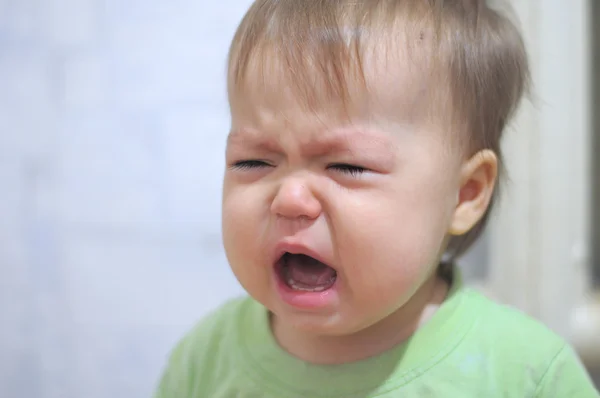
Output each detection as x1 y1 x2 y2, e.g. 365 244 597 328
275 252 337 292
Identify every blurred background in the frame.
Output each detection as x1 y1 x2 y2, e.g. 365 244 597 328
0 0 598 397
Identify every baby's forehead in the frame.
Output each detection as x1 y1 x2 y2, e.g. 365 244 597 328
230 2 440 97
228 40 437 129
226 0 467 144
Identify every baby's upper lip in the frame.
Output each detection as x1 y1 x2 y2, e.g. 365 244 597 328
272 239 333 268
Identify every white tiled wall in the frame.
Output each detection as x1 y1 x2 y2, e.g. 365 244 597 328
0 1 485 397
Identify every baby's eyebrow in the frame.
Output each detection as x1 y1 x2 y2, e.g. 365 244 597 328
301 128 398 169
226 128 279 152
308 128 395 153
226 128 254 145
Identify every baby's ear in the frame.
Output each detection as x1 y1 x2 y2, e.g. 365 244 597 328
449 150 498 236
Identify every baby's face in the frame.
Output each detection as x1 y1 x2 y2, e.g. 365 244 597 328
222 61 464 336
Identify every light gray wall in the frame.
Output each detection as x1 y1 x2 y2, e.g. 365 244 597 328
0 2 251 397
593 0 600 285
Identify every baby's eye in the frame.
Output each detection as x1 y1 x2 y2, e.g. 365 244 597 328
328 163 368 177
230 160 272 170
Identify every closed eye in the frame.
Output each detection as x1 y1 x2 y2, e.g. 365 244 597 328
230 160 272 170
328 163 368 177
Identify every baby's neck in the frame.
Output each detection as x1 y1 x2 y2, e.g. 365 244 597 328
271 273 450 365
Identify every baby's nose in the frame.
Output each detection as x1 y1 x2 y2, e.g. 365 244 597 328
270 178 322 221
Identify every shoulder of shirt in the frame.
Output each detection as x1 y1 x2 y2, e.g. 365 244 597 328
155 297 254 396
461 289 599 394
176 295 251 346
462 288 571 367
165 296 253 373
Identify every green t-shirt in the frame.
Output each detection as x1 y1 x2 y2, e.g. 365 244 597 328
155 276 599 397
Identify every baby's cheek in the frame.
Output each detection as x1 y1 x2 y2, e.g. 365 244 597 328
222 201 256 256
348 208 444 295
371 235 430 284
222 202 268 297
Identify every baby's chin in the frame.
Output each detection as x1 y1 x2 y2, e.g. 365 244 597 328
268 293 406 336
271 269 443 333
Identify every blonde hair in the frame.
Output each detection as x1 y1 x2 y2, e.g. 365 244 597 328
227 0 530 261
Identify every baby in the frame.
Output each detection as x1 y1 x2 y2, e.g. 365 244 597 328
155 1 599 397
